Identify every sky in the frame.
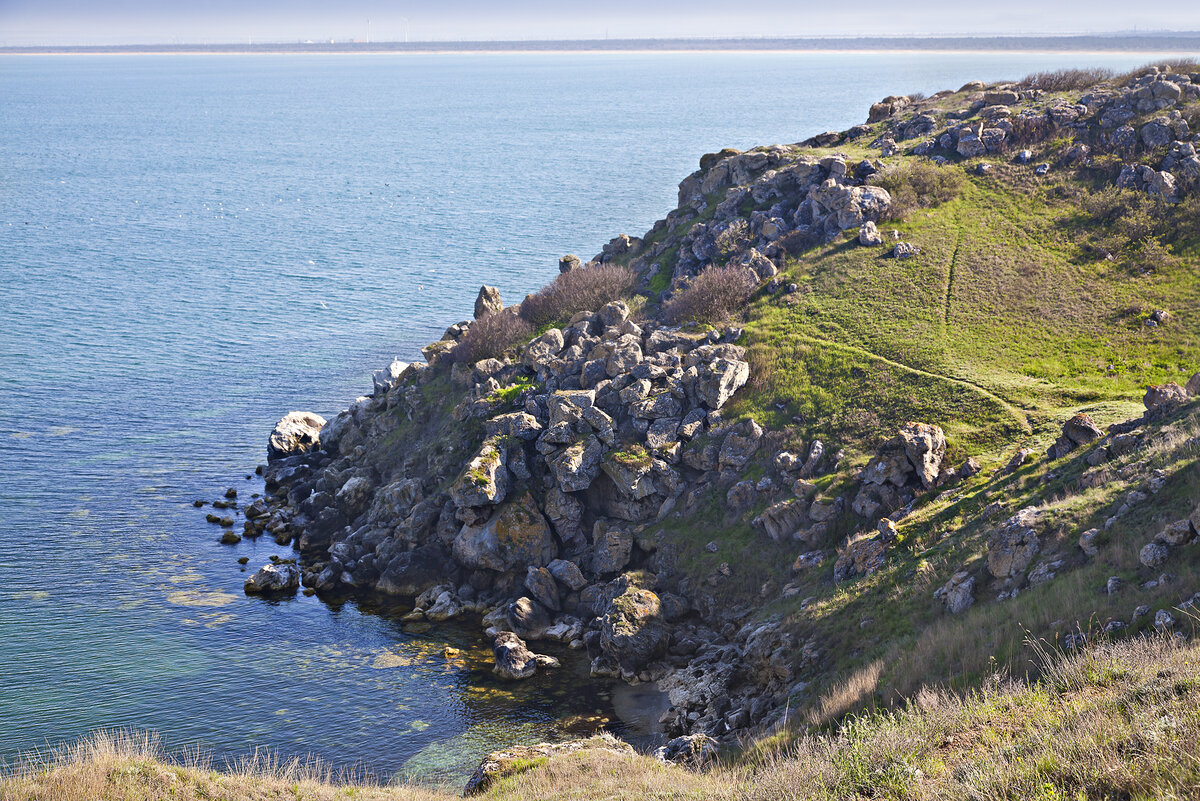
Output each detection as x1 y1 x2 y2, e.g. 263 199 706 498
1 0 1199 46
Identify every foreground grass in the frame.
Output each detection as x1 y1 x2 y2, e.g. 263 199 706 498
7 635 1200 800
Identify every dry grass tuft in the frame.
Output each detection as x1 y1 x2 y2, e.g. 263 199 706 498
0 729 444 801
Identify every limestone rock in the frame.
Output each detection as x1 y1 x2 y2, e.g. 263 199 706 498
450 439 509 510
858 220 883 246
592 520 633 575
897 422 946 489
600 581 669 671
695 358 750 410
452 492 556 573
1137 541 1166 573
525 566 561 611
377 544 449 596
244 562 301 595
548 435 604 493
547 558 587 591
268 411 326 462
474 285 503 318
465 734 634 796
755 499 807 541
491 631 538 680
372 358 410 396
833 537 887 582
986 507 1041 578
934 571 975 614
653 734 718 768
1144 383 1188 412
507 596 554 640
1051 412 1104 459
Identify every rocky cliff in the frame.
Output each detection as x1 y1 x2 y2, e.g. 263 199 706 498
235 61 1200 759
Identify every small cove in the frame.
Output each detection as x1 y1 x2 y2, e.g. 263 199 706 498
0 49 1163 783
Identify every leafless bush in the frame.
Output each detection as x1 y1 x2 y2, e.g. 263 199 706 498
661 264 757 325
450 311 533 364
1018 67 1114 92
1118 59 1200 86
518 263 635 327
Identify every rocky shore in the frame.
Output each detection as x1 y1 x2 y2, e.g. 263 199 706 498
211 62 1200 780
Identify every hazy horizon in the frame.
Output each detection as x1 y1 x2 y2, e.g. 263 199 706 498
3 0 1200 47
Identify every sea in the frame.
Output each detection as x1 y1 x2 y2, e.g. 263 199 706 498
0 50 1165 785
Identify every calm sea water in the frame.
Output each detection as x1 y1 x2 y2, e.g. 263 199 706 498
0 51 1160 783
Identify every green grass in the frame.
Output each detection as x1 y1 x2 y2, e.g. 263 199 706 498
726 173 1199 459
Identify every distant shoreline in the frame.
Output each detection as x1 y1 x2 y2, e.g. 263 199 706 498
4 34 1200 56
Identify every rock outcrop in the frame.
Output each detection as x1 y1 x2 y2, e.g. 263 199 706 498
267 412 326 462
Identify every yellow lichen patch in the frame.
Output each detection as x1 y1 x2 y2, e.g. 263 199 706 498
166 589 237 607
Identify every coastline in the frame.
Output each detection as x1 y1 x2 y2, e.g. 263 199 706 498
4 48 1200 57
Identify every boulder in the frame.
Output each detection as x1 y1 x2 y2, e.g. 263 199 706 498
1051 413 1104 458
600 581 669 671
544 487 585 550
267 412 326 462
547 558 587 591
244 562 300 595
1143 383 1188 412
377 544 450 596
465 734 634 796
935 571 975 614
858 220 883 246
485 412 542 441
718 424 762 471
450 439 509 509
524 566 561 611
507 596 554 640
755 499 807 541
452 492 556 573
598 300 631 328
1186 372 1200 396
833 537 887 582
474 285 503 318
559 254 582 273
592 520 633 575
335 476 373 520
986 507 1041 578
653 734 719 768
524 328 566 369
372 358 410 395
897 422 946 489
548 435 605 492
491 631 537 680
695 358 750 410
1139 541 1170 569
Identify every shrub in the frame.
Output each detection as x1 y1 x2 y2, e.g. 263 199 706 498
1017 67 1114 92
518 263 635 328
661 264 757 325
870 161 963 220
450 311 533 364
1117 59 1200 86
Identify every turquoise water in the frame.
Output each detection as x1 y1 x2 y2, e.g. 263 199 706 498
0 51 1160 783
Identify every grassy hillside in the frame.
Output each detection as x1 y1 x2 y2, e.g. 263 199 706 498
6 634 1199 800
12 62 1200 801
